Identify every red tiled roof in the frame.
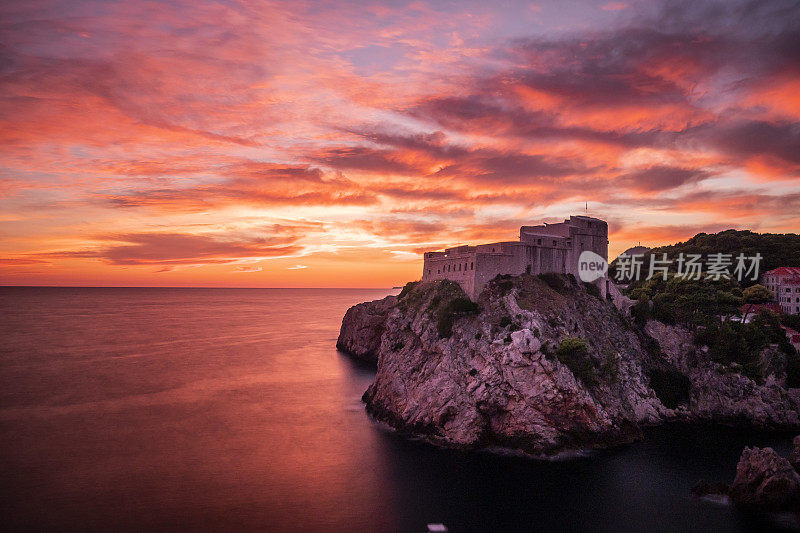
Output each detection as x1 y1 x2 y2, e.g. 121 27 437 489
741 303 783 315
764 266 800 277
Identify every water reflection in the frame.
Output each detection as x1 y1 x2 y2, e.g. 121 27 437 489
0 287 793 532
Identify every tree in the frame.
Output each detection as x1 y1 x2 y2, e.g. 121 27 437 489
743 284 773 304
555 337 597 386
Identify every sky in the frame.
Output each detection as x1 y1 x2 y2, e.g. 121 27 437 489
1 0 799 287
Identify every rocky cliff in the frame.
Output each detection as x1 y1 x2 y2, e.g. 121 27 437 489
337 274 800 456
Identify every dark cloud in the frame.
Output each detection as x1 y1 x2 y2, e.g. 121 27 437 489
105 162 377 209
313 146 421 174
706 120 800 169
48 230 304 266
410 0 800 172
433 152 587 183
617 165 712 192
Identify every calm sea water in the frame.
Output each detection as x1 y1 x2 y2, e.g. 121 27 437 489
0 287 794 532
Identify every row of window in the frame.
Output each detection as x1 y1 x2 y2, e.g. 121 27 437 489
780 296 800 303
765 285 800 293
765 280 800 291
429 261 475 276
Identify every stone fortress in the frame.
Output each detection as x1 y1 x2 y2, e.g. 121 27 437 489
422 215 609 299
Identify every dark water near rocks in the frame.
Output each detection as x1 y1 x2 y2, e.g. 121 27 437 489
0 287 794 532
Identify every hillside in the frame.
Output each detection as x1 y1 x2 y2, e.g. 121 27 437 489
612 229 800 292
649 230 800 276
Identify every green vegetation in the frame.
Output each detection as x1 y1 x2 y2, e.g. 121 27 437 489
781 313 800 332
628 275 742 326
612 229 800 289
555 337 598 386
397 279 481 339
538 272 570 293
583 282 601 299
397 281 418 300
631 298 651 328
647 367 691 409
435 296 480 338
743 284 773 304
692 310 795 382
491 274 515 293
616 229 800 385
787 352 800 389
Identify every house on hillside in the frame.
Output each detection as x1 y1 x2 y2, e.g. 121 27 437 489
763 267 800 315
739 302 783 323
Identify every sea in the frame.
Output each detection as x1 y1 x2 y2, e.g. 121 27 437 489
0 287 795 532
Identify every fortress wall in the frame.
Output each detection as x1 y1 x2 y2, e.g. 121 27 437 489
422 248 478 296
473 249 524 298
421 216 609 300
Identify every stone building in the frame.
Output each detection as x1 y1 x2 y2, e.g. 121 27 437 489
422 215 609 299
763 267 800 315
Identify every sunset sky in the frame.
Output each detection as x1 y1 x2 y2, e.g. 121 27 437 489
1 0 799 287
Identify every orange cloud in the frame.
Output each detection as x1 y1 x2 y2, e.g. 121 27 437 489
0 0 798 287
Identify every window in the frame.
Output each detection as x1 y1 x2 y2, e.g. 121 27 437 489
458 263 461 271
537 239 542 245
437 269 440 274
553 240 557 246
470 262 474 270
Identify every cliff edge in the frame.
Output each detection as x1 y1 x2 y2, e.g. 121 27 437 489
337 274 800 456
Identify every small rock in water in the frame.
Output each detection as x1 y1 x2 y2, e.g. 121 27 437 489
691 479 729 497
729 447 800 510
427 523 448 532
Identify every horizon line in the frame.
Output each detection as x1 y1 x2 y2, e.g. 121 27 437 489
0 285 404 290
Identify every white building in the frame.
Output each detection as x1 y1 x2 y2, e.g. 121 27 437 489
762 267 800 315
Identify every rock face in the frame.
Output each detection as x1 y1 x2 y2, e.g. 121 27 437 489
338 274 800 456
646 321 800 429
790 436 800 472
729 447 800 510
342 275 676 456
336 295 397 364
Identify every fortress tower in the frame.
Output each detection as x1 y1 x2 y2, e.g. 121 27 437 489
421 216 609 299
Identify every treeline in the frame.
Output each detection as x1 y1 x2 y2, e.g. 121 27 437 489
613 229 800 289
